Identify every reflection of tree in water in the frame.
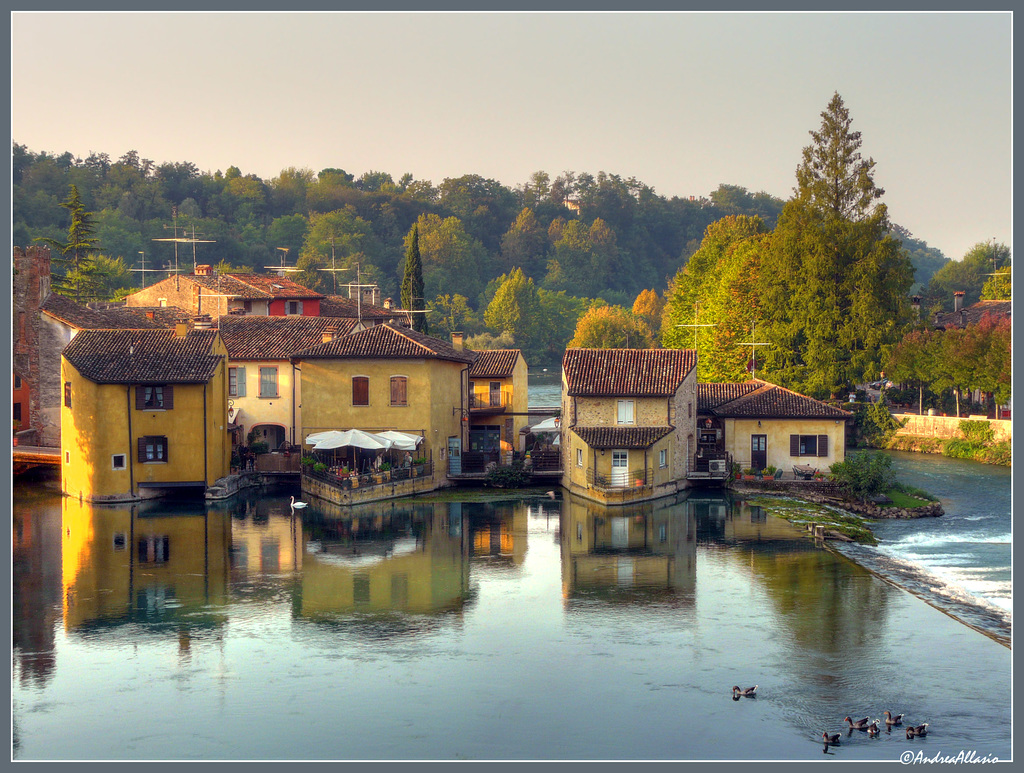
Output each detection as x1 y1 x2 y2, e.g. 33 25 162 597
12 497 62 689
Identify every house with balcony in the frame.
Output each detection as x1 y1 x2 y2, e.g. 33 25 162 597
560 348 698 505
291 322 475 502
60 326 231 503
217 315 355 450
697 379 851 477
464 344 529 470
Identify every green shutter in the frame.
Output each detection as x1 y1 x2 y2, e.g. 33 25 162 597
237 366 246 397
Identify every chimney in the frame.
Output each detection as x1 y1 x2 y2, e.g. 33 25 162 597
953 291 965 312
383 297 393 309
145 311 155 319
195 264 213 276
322 330 335 343
910 296 921 318
194 315 212 330
175 322 188 338
451 332 464 350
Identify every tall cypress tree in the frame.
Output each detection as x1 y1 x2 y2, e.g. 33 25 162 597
401 223 427 333
759 93 913 397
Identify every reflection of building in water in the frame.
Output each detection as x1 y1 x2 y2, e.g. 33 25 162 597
60 497 231 634
686 493 820 545
222 495 303 576
560 493 696 602
13 493 63 688
294 501 472 621
466 502 528 568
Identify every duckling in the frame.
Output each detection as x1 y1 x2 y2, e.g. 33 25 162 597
731 685 757 698
821 731 841 745
883 711 904 726
906 723 929 738
844 716 871 730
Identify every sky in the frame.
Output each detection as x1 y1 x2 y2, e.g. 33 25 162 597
11 11 1012 263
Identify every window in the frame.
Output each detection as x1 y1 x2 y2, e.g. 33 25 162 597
790 434 828 458
138 536 170 564
659 449 667 468
390 376 408 406
64 382 72 408
138 435 168 463
287 300 303 315
112 454 126 470
352 376 369 406
64 450 70 464
136 385 173 410
616 400 635 425
229 366 246 397
576 448 583 467
14 375 21 389
13 403 21 422
259 367 278 398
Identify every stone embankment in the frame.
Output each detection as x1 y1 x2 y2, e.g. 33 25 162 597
791 488 944 520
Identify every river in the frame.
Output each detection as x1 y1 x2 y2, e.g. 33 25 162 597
12 457 1011 761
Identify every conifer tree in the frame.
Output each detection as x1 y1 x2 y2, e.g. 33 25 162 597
401 223 426 333
35 184 100 302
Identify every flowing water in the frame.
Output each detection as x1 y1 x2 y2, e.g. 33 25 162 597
12 477 1011 762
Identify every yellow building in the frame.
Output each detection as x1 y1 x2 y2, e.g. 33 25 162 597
60 327 231 502
465 346 529 462
292 323 475 493
218 315 355 449
560 348 698 504
697 380 851 475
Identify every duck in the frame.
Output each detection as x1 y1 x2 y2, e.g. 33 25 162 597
732 685 758 697
906 723 929 738
290 496 308 510
821 732 841 745
844 716 871 730
883 711 904 726
546 490 557 499
867 720 881 736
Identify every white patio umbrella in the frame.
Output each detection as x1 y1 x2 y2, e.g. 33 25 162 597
530 416 560 433
306 430 349 449
375 431 423 451
310 429 393 451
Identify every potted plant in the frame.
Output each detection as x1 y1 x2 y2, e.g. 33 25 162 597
413 457 427 476
313 462 327 475
301 454 316 468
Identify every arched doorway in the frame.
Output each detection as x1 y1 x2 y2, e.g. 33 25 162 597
251 424 286 450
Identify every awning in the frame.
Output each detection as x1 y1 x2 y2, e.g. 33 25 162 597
375 431 423 451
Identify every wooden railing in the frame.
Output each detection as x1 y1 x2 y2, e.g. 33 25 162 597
304 461 433 490
469 392 512 411
586 467 653 490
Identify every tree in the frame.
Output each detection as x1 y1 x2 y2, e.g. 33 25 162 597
923 241 1011 312
499 207 547 277
35 184 100 302
412 213 487 302
632 289 665 340
981 267 1011 300
758 93 914 397
568 304 653 349
429 293 473 339
401 223 426 333
484 268 541 349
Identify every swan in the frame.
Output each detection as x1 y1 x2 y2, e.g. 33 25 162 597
290 496 308 509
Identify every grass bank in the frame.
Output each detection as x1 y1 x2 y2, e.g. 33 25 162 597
745 495 878 545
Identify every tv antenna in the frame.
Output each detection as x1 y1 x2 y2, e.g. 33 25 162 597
264 247 298 275
674 302 717 365
735 322 772 379
153 207 215 277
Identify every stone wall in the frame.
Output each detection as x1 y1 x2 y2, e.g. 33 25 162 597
894 413 1011 443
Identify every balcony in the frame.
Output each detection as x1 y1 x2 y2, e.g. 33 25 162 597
585 466 653 491
469 392 512 413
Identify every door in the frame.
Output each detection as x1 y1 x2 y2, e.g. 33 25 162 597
489 381 502 407
751 434 767 471
611 450 629 487
448 436 461 475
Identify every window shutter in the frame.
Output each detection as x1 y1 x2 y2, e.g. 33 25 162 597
790 434 799 456
353 377 369 405
237 366 246 396
817 435 828 457
138 437 146 462
164 385 174 410
162 437 169 464
135 386 145 410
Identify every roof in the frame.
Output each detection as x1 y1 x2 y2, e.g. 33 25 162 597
120 306 191 327
562 348 696 397
62 329 223 384
291 322 476 364
932 299 1012 329
698 380 852 419
469 349 522 378
41 294 169 330
320 295 408 321
227 273 324 300
571 426 674 449
218 315 356 360
186 273 273 299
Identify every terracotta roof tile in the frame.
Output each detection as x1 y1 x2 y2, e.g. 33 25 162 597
291 322 476 364
562 348 696 397
932 299 1012 329
187 274 272 299
41 294 169 330
227 273 324 299
469 349 521 378
699 380 851 419
571 426 674 449
218 316 356 360
63 329 223 383
320 295 409 321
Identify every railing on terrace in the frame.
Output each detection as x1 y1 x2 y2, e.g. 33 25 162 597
469 392 512 411
255 452 302 473
687 452 732 478
304 461 433 490
527 449 562 473
455 451 501 475
586 467 653 490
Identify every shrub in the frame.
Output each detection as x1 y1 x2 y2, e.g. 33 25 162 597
301 454 316 466
250 441 269 455
312 462 327 474
485 461 530 488
828 451 896 501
